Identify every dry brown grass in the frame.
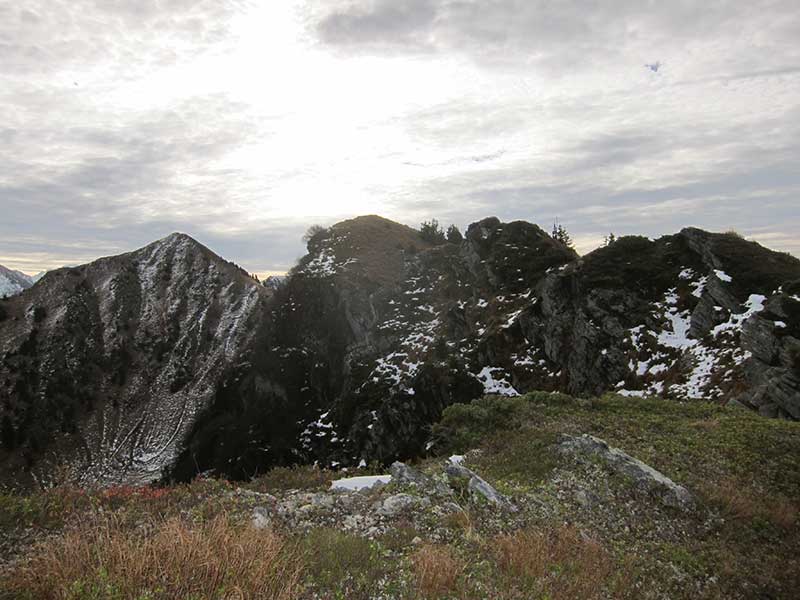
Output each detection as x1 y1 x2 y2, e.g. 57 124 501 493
2 513 303 600
689 418 721 431
443 509 472 532
705 478 798 530
410 543 465 599
493 526 627 599
442 508 484 546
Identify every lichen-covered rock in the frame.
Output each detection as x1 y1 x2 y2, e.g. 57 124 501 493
390 461 453 497
251 506 272 530
390 462 430 487
445 463 515 511
558 434 693 510
377 493 431 517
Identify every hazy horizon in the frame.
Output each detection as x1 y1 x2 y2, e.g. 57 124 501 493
2 1 799 276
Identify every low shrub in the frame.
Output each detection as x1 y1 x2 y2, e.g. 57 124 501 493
302 528 385 599
247 464 333 493
0 486 94 531
431 395 533 452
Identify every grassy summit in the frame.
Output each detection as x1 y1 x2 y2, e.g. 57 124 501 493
2 392 798 599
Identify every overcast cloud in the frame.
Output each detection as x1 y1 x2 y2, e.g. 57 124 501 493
1 0 798 275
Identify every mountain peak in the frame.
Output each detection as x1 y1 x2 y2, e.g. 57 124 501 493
0 264 34 297
156 231 200 247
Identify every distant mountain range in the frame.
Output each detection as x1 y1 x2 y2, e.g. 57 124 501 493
0 265 36 298
1 216 798 489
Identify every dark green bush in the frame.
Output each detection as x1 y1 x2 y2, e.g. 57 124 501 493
302 528 385 597
420 219 446 244
432 395 532 452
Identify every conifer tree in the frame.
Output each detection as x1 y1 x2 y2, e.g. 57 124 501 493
551 221 574 249
420 219 446 244
446 224 463 244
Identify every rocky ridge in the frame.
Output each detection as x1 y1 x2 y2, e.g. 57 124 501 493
180 216 799 480
1 216 799 487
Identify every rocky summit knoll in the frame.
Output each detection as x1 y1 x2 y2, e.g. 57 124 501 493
1 216 799 487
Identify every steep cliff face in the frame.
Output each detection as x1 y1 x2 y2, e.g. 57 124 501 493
0 234 268 487
2 217 799 487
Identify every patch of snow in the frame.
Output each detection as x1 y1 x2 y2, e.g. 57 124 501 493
502 308 524 329
658 307 695 349
678 268 695 280
690 276 708 298
476 366 520 396
617 389 646 398
513 354 536 366
714 269 732 283
448 455 465 465
302 248 357 277
712 294 766 336
330 474 392 491
774 321 787 328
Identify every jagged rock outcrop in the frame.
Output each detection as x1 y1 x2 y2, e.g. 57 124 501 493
0 234 268 487
1 216 799 487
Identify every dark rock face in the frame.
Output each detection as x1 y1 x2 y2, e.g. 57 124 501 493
2 217 799 487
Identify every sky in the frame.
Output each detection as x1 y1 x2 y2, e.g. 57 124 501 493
1 0 799 277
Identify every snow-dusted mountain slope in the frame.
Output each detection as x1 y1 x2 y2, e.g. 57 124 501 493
0 265 34 297
0 233 268 488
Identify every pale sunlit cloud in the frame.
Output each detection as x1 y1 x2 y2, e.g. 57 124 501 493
1 0 798 275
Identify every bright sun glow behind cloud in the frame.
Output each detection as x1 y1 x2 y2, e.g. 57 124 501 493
0 0 798 274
